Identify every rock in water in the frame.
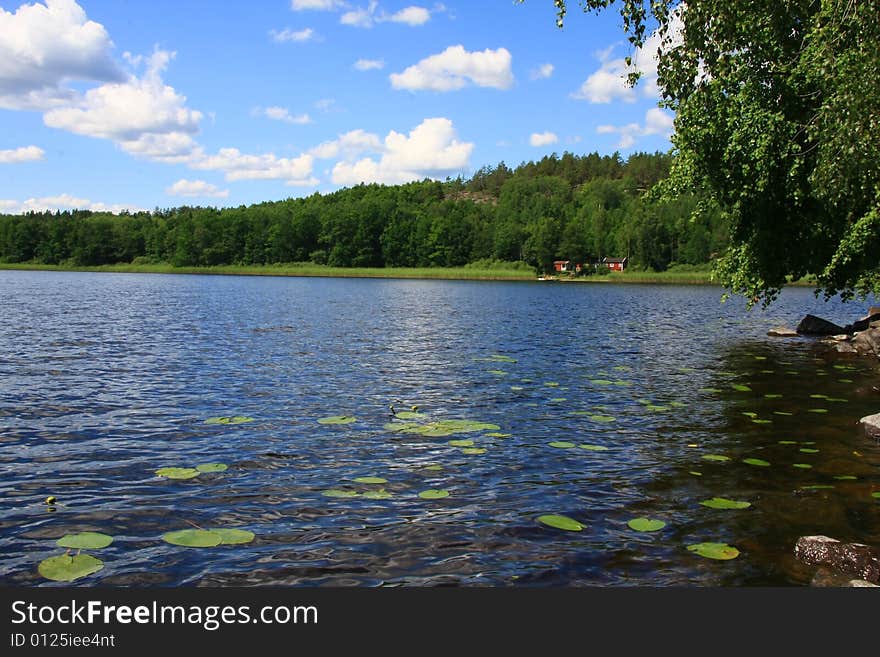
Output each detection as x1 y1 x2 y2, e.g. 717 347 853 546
794 535 880 583
796 314 845 336
852 326 880 357
843 312 880 333
861 413 880 438
768 327 798 337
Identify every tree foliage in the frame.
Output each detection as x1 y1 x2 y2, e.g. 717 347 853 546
536 0 880 303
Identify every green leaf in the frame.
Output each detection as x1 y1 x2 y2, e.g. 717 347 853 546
56 532 113 550
701 454 730 462
322 489 359 498
700 497 751 510
627 518 666 532
461 447 487 455
485 432 511 438
687 542 740 560
800 485 834 490
792 463 812 469
537 514 584 531
731 384 752 392
588 414 616 423
799 448 819 454
833 475 857 480
548 441 575 449
418 489 449 500
353 476 387 484
162 529 223 547
211 528 255 545
38 554 104 582
156 467 200 480
578 444 609 451
742 458 770 467
362 489 393 500
317 415 357 425
394 411 426 420
778 440 797 445
689 471 703 476
448 439 474 447
206 416 254 425
196 463 228 473
871 492 880 499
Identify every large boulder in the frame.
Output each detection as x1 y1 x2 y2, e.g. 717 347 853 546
851 326 880 357
795 535 880 583
796 314 845 335
842 312 880 333
768 327 798 337
861 412 880 438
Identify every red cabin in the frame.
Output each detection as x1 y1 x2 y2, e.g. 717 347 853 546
603 256 628 272
553 260 570 272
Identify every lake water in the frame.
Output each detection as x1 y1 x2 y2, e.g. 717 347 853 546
1 270 879 586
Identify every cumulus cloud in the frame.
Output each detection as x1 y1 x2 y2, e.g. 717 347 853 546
572 10 683 103
390 45 513 92
310 129 383 160
597 108 675 148
341 2 433 28
530 63 554 80
270 27 318 42
529 131 558 147
0 193 142 214
330 117 473 185
191 148 317 186
166 179 229 198
354 58 385 71
0 145 45 163
0 0 125 110
254 105 312 124
290 0 343 9
43 49 203 162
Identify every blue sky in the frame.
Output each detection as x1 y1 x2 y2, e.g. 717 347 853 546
0 0 674 213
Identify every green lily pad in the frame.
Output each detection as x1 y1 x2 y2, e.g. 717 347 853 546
752 419 772 425
792 463 812 469
764 394 783 399
808 408 828 414
741 411 758 419
702 454 731 462
362 489 393 500
801 484 834 490
613 380 632 387
317 415 357 425
646 405 669 412
627 518 666 532
778 440 797 445
544 382 560 387
549 397 567 403
590 379 613 385
588 414 616 423
810 394 829 399
56 532 113 550
38 554 104 582
394 411 426 420
485 432 511 438
400 419 501 436
488 369 508 376
211 528 255 545
448 439 474 447
549 441 576 449
743 458 770 467
774 411 794 416
162 529 223 547
422 465 444 471
827 398 848 403
537 514 584 532
461 447 487 455
871 492 880 499
689 471 703 476
687 542 740 560
510 386 524 391
418 489 449 500
383 421 422 433
700 388 722 394
833 475 857 481
155 467 200 480
206 416 254 425
799 448 819 454
353 476 387 484
700 497 751 510
578 444 609 451
731 384 752 392
196 463 228 473
322 489 359 498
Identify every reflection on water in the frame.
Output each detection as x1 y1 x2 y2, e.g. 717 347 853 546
0 270 878 586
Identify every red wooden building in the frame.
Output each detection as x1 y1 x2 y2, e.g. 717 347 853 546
603 256 628 271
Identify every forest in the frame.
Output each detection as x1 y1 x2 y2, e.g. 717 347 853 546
0 151 728 274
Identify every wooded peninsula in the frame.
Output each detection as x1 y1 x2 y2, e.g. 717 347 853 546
0 151 727 277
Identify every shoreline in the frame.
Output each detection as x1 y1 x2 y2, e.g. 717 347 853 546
0 262 814 287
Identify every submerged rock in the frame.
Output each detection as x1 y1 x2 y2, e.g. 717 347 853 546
861 412 880 438
797 314 845 335
768 327 798 337
795 535 880 583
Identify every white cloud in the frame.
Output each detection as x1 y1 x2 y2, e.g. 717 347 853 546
331 117 473 185
310 129 383 159
390 45 514 92
0 145 45 163
42 49 203 162
291 0 344 9
191 148 318 186
166 179 229 198
314 98 338 112
387 6 431 26
270 27 317 42
0 193 142 214
256 105 312 124
530 63 554 80
341 3 433 28
597 108 675 148
354 58 385 71
0 0 124 110
529 131 558 147
572 9 683 103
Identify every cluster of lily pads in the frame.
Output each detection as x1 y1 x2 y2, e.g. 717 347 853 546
155 462 228 480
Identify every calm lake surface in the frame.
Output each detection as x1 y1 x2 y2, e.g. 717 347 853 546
1 270 879 586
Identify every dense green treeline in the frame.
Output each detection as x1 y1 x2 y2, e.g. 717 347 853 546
0 151 727 273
